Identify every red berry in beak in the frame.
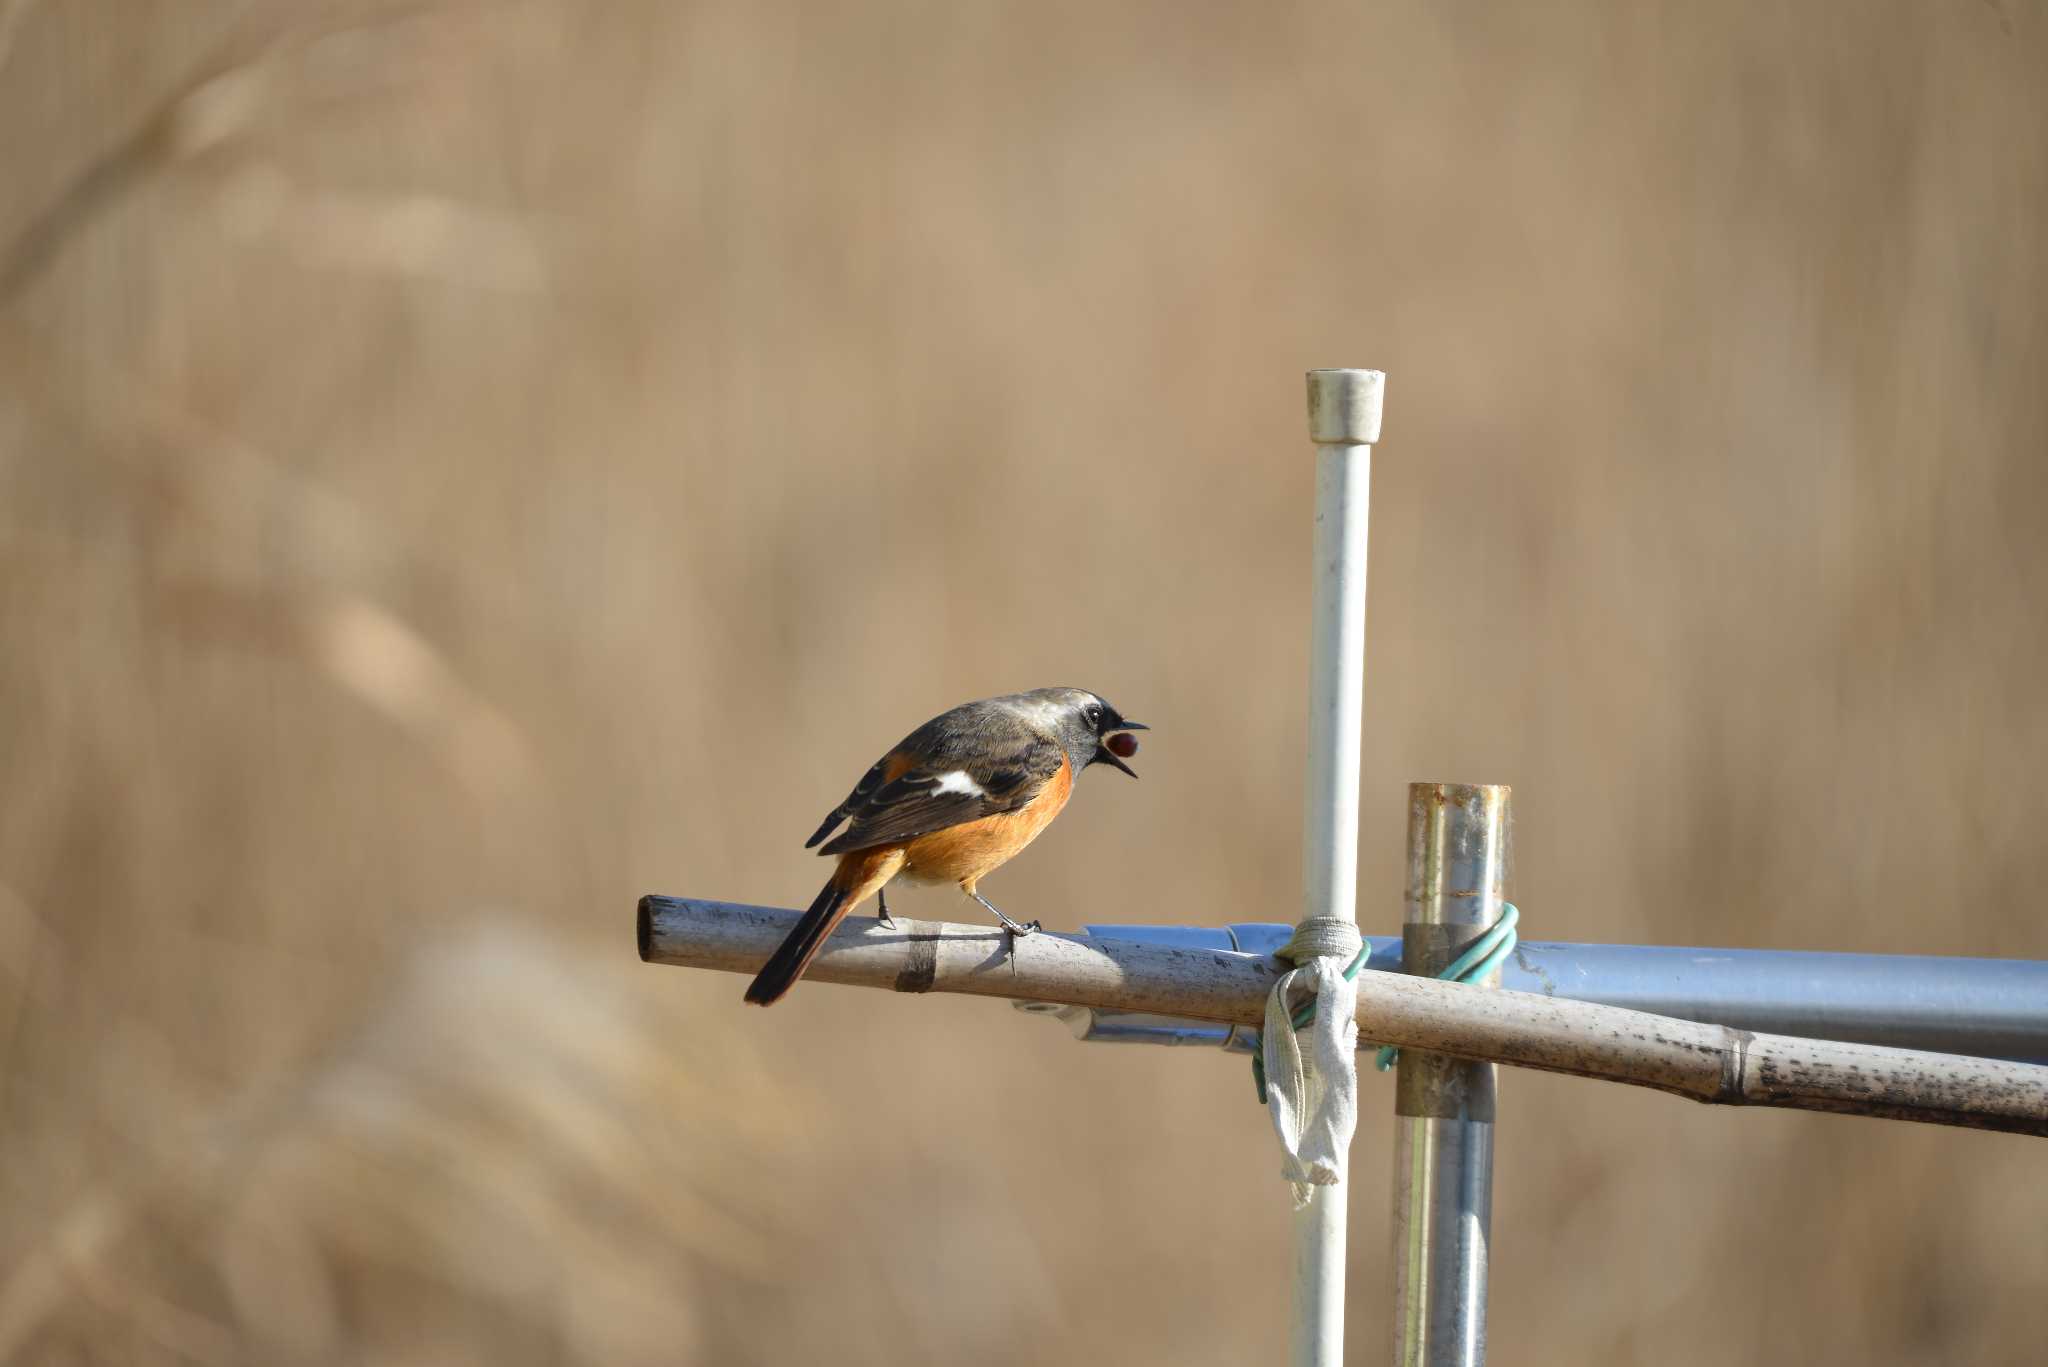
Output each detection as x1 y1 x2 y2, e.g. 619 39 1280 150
1106 732 1139 759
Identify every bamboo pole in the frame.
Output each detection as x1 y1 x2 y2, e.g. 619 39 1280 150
639 895 2048 1138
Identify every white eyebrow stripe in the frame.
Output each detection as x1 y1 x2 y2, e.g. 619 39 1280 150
929 770 988 798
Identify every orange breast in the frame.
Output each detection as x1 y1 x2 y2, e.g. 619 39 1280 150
899 755 1074 891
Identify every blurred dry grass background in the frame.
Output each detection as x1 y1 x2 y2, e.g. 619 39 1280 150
2 2 2045 1363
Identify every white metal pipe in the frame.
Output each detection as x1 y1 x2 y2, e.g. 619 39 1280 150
1293 368 1384 1367
1300 368 1380 929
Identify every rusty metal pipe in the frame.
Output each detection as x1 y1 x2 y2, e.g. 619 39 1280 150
1391 783 1507 1367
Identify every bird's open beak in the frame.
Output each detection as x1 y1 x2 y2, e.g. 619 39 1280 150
1095 721 1146 778
1094 743 1138 778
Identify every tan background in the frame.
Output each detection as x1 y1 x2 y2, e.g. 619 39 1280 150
4 2 2046 1363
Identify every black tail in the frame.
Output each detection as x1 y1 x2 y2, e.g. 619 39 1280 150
744 879 852 1006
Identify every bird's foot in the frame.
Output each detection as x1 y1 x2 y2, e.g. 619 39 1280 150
971 892 1038 938
875 890 896 930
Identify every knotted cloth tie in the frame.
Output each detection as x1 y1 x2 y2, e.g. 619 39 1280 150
1262 916 1363 1208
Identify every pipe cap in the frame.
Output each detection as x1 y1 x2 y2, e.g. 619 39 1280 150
1306 368 1385 444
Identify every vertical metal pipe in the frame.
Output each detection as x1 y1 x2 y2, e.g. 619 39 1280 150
1392 783 1509 1366
1292 369 1384 1367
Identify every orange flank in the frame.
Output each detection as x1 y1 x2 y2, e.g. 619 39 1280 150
899 753 1074 895
820 755 1074 916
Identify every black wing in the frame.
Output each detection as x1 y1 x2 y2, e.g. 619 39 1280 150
804 755 893 849
811 734 1063 856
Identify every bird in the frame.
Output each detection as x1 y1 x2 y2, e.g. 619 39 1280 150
743 687 1147 1006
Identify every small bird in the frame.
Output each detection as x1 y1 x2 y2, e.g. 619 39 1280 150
743 687 1147 1006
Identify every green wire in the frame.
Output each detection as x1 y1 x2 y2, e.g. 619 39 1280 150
1252 904 1520 1104
1373 902 1519 1071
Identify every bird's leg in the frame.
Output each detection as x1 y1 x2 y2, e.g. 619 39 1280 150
875 887 896 931
969 889 1039 937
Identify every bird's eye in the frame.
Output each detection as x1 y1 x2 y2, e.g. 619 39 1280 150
1083 704 1102 728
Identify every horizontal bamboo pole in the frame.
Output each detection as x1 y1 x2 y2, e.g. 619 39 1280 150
638 896 2048 1138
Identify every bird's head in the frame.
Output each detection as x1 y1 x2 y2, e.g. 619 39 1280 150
1021 687 1148 778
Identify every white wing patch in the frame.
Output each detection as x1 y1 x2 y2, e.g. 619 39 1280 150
929 770 989 799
